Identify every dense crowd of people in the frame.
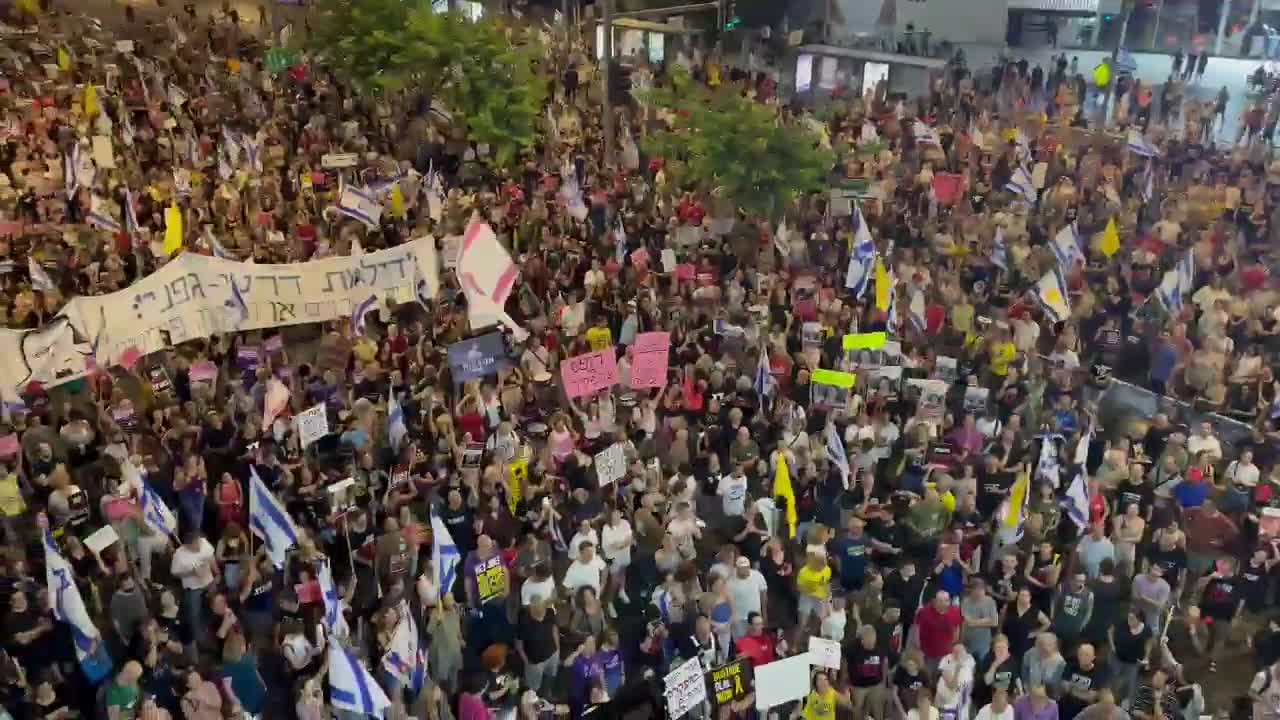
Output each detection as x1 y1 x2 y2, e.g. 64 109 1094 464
2 4 1280 720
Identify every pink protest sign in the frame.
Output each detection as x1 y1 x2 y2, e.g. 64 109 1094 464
190 361 218 383
0 434 18 458
561 349 619 399
629 332 670 390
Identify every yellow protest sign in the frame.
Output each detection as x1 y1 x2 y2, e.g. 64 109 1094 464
843 331 887 351
1099 217 1120 257
83 84 99 118
57 48 71 73
507 458 529 514
812 368 856 389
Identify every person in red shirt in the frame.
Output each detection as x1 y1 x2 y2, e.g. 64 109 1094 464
734 612 776 667
914 590 963 673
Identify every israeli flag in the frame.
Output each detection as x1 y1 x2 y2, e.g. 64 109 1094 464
368 172 406 200
1006 165 1037 203
130 459 178 541
44 528 113 684
885 280 899 335
221 126 243 166
338 185 382 229
381 601 427 696
87 195 122 233
205 228 232 260
249 468 300 569
1050 223 1085 272
1062 469 1090 530
825 422 850 489
908 287 927 334
28 257 55 292
614 218 627 263
1035 434 1063 489
244 135 264 174
1141 163 1154 203
845 207 876 298
351 294 377 337
317 558 349 638
431 513 460 596
224 279 249 329
754 339 774 409
124 189 140 235
991 227 1009 271
387 385 408 452
329 643 392 719
1127 128 1160 158
1157 247 1195 314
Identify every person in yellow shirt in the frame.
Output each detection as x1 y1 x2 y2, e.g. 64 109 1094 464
585 318 613 353
796 551 832 621
988 328 1017 379
798 671 850 720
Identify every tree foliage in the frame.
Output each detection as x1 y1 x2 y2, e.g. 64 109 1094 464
308 0 546 167
642 73 833 219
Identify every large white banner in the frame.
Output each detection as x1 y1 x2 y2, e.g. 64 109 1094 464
0 239 439 401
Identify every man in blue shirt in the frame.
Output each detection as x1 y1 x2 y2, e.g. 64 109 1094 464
829 516 870 594
1148 331 1179 397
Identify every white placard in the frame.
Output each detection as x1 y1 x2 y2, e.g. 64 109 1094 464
321 152 359 169
808 637 841 670
935 356 958 382
664 657 707 719
91 135 115 169
294 403 330 448
595 443 626 486
84 525 120 554
114 40 134 53
755 653 813 710
0 237 441 402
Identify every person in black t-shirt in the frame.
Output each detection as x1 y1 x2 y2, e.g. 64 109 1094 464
975 634 1017 709
1059 643 1108 720
1145 533 1188 595
1109 608 1153 706
846 625 891 720
1198 562 1242 672
515 598 560 697
1236 546 1277 648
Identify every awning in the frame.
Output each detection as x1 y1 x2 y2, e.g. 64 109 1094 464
1008 0 1099 14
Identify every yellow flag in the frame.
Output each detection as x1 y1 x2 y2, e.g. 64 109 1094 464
57 47 71 73
83 84 99 118
1099 217 1120 257
164 203 183 255
390 183 405 218
1093 63 1110 89
15 0 40 17
874 257 890 312
774 451 797 539
1002 468 1030 530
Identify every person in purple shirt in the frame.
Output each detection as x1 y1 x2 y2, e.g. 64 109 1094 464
1014 685 1059 720
563 634 604 716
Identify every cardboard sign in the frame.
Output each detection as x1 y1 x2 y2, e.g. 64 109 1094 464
84 525 120 554
236 346 260 370
811 368 856 389
594 443 626 486
146 366 173 395
294 403 329 448
705 659 754 712
321 153 359 169
629 331 670 390
808 637 841 670
665 657 708 720
561 349 619 398
843 332 887 351
189 361 218 383
507 458 528 514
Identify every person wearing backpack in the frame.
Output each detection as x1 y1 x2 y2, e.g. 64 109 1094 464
1249 659 1280 720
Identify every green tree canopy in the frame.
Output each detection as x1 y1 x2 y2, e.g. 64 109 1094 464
642 73 833 219
308 0 546 167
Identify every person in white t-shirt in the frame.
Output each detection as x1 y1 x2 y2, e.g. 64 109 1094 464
717 469 749 517
601 507 634 574
974 688 1014 720
562 542 607 595
567 519 600 565
170 531 217 641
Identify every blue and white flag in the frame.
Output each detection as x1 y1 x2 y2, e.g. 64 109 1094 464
825 422 850 489
249 468 300 569
44 528 113 684
387 384 408 452
224 279 250 329
381 601 427 697
87 195 121 233
845 207 876 298
205 228 232 259
329 643 392 719
754 339 773 408
352 294 377 337
1141 163 1154 203
1006 165 1037 203
317 558 349 638
338 185 382 229
29 257 55 292
1050 223 1085 272
885 279 899 335
1062 469 1090 529
243 134 263 173
1127 128 1160 158
1157 247 1195 315
123 189 140 236
431 513 460 596
1035 434 1063 489
221 126 243 165
991 227 1009 271
907 287 927 334
129 459 179 541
